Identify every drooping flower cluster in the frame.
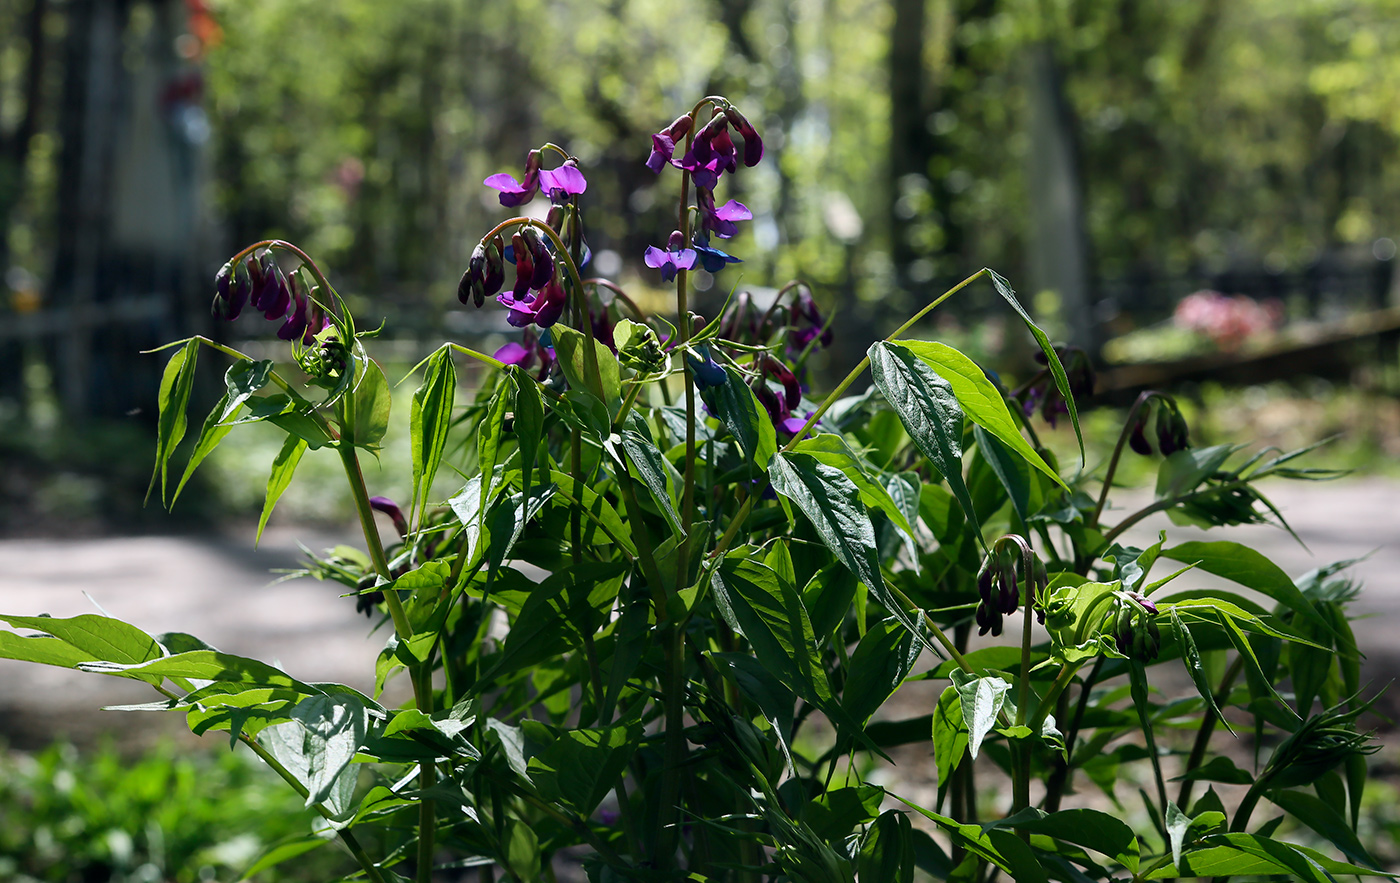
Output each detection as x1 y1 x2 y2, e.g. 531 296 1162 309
1127 394 1190 457
1016 346 1095 428
974 540 1047 637
1112 590 1161 661
460 151 590 331
643 102 762 282
212 251 330 345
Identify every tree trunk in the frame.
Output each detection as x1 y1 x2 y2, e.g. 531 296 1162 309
1023 40 1097 354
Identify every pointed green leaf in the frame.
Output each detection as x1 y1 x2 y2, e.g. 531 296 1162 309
868 341 982 548
410 347 456 527
1164 541 1328 633
149 338 200 505
951 670 1010 759
768 451 929 652
552 324 621 414
257 434 307 545
895 340 1066 491
706 364 777 468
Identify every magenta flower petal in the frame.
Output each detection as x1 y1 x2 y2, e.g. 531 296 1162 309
494 341 531 366
540 163 587 196
716 200 752 222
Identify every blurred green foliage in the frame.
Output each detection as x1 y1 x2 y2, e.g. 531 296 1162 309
0 739 349 882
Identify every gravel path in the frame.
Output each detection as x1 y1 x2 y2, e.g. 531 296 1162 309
0 477 1395 746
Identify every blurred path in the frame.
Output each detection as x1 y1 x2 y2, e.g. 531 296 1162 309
0 526 389 747
0 478 1395 747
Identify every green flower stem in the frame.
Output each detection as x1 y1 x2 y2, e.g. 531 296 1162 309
1089 391 1155 529
1044 656 1104 812
1027 661 1083 737
1177 654 1245 810
1012 576 1037 829
1129 660 1170 825
415 664 436 883
1130 851 1178 883
1099 479 1252 550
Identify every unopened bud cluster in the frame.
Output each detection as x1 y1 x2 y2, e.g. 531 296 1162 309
1112 590 1161 661
1128 395 1190 458
974 540 1048 637
212 250 330 345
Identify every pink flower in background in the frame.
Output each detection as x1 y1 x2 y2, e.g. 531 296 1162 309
1173 290 1282 351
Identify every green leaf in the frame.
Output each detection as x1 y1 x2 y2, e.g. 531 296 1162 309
477 382 510 516
768 451 929 652
986 269 1083 459
173 359 275 504
714 555 830 706
0 630 103 669
346 357 391 450
256 434 307 545
792 434 916 543
0 613 162 666
1154 443 1244 499
932 685 968 794
617 429 684 539
541 469 636 557
1173 756 1253 785
706 364 778 468
1164 800 1190 870
78 649 321 693
807 785 885 841
284 693 371 807
951 670 1010 759
868 341 981 545
859 810 915 883
1162 541 1328 632
240 836 330 879
1019 808 1139 872
802 561 859 648
1170 609 1234 737
510 367 544 501
149 338 200 505
1270 789 1379 869
521 721 642 815
552 324 621 414
842 617 920 726
973 425 1034 527
410 347 455 527
895 340 1066 492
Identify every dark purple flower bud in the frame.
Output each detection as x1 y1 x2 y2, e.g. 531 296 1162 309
460 241 489 307
724 107 764 167
1128 412 1153 457
302 297 328 346
510 232 535 299
646 114 694 173
369 496 408 539
484 149 542 207
539 159 587 201
976 600 1003 637
760 355 801 410
276 282 309 342
977 565 995 606
753 382 786 425
484 236 506 297
260 261 292 321
687 344 727 388
1124 590 1158 616
522 228 555 290
998 562 1020 615
792 289 832 348
710 126 738 175
1156 405 1190 457
592 305 616 353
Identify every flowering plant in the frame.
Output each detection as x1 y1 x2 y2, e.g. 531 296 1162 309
0 96 1385 882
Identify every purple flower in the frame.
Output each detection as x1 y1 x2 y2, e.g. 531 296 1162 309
789 289 832 351
498 274 567 329
484 149 543 207
644 230 698 282
692 235 742 273
723 107 764 168
696 189 752 240
760 355 801 410
646 114 694 173
369 496 408 539
276 281 310 342
539 159 587 201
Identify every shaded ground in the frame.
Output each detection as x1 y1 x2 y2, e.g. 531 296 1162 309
0 478 1395 747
